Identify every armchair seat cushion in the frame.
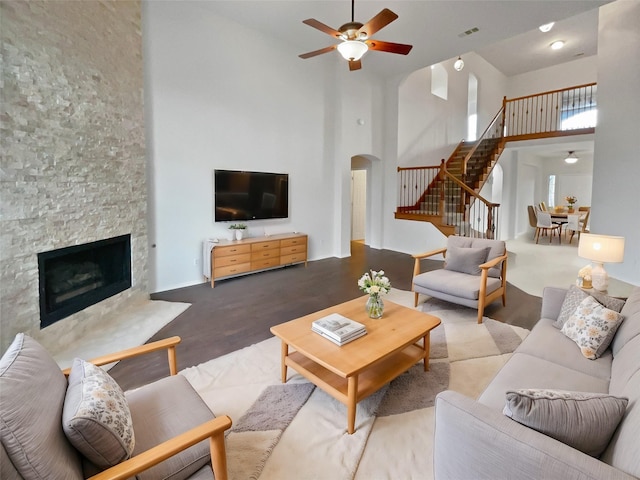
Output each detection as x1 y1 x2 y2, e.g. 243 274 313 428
414 269 502 301
124 374 216 480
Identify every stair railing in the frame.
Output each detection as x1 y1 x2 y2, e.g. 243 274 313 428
462 106 505 183
439 160 500 238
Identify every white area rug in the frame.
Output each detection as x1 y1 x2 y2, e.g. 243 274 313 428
181 289 529 480
48 300 190 370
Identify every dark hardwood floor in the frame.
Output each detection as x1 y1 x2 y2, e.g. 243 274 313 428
109 242 541 390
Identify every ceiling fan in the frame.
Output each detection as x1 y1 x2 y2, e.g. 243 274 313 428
299 0 413 71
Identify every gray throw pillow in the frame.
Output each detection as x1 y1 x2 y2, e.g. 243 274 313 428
63 358 135 468
444 246 490 276
553 285 626 329
504 389 628 457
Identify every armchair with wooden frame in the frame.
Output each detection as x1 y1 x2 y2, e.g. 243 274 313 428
412 236 508 324
0 333 232 480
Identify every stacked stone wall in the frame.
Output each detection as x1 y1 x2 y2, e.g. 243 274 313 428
0 0 147 353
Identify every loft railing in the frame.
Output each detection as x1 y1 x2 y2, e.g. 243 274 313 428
503 82 597 141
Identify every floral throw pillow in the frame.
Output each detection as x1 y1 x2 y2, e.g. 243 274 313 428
63 358 135 468
561 296 625 359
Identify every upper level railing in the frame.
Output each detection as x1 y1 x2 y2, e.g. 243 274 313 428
503 83 597 141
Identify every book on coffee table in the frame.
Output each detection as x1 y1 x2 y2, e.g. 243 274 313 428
311 313 366 345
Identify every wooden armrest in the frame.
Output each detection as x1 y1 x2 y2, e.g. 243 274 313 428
479 253 508 270
87 416 233 480
412 247 447 260
62 336 182 376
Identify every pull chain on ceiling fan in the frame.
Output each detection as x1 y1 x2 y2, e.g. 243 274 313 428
299 0 413 71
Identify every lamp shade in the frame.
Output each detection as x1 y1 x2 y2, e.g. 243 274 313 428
337 40 368 61
578 233 625 263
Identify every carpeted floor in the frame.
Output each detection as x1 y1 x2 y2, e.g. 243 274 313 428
181 289 529 480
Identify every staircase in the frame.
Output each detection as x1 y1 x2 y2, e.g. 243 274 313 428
395 83 597 239
395 109 505 238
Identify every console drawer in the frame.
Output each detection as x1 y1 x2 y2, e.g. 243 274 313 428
281 236 307 248
251 249 280 261
252 240 280 252
251 257 280 270
281 245 306 256
281 253 306 265
214 244 251 257
214 262 251 278
215 253 251 268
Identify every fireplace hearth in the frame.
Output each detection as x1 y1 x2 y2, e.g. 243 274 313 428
38 235 132 328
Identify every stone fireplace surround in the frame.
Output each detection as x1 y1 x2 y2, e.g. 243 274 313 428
0 1 148 355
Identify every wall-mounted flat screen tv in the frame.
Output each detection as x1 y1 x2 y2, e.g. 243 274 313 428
214 170 289 222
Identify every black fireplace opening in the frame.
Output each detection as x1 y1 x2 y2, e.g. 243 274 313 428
38 234 132 329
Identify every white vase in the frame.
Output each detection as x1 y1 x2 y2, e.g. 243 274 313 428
235 230 244 241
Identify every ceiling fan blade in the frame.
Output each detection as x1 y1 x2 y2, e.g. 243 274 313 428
349 60 362 71
366 39 413 55
358 8 398 37
299 45 337 59
302 18 342 38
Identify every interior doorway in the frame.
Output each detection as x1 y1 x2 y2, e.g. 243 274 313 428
351 170 367 242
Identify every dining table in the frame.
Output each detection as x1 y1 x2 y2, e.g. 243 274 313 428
549 211 586 243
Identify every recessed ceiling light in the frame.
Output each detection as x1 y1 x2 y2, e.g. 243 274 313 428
550 40 565 50
539 22 555 33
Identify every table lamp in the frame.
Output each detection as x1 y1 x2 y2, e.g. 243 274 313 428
578 233 625 292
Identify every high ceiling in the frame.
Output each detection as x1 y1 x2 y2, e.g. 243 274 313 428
193 0 609 78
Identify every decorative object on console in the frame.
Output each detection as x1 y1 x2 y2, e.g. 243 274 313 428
229 223 247 240
578 233 625 292
358 269 391 318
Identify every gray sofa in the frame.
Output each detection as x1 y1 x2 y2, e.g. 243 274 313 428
434 285 640 479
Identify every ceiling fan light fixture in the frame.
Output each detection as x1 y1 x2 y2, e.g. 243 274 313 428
454 56 464 71
564 151 578 164
337 40 368 61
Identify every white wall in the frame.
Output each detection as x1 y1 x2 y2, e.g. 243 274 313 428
592 0 640 285
506 55 597 98
144 2 339 291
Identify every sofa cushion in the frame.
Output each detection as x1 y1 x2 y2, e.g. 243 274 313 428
0 334 83 480
611 286 640 356
553 285 625 330
470 238 506 278
504 389 628 457
515 318 612 381
561 296 625 359
478 352 610 411
444 246 489 275
413 269 502 301
63 358 135 468
126 374 215 480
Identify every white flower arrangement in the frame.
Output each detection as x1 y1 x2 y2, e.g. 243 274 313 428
358 270 391 297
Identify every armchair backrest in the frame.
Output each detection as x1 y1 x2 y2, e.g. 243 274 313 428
446 236 506 278
0 334 83 479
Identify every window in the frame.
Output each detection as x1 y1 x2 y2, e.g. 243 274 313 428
548 175 556 207
431 64 447 100
467 74 478 140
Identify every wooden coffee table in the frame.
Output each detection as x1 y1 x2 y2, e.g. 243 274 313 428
270 296 441 434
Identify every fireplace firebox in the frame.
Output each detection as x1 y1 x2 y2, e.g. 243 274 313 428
38 235 132 328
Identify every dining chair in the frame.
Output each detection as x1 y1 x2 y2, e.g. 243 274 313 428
565 213 581 243
538 201 548 211
527 206 538 240
534 207 562 244
577 206 590 237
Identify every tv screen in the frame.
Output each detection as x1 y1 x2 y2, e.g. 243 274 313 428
215 170 289 222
